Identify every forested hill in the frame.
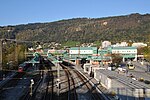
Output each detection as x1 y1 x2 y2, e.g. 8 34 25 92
0 13 150 43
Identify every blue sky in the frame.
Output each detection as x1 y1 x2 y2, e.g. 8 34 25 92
0 0 150 26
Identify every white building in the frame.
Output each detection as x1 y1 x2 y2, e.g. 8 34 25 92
102 41 111 48
69 47 97 55
109 47 137 62
132 43 147 48
112 42 128 47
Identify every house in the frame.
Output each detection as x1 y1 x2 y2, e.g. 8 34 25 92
132 43 147 48
102 41 111 48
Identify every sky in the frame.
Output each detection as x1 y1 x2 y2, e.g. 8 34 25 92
0 0 150 26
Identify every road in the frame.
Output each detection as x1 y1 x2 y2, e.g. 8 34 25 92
130 61 150 82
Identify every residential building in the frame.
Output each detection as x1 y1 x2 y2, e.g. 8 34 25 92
112 42 128 47
132 42 147 48
102 41 111 48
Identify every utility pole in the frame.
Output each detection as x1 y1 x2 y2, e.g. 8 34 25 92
77 46 80 65
78 46 80 57
0 40 3 70
101 50 103 67
15 42 18 67
57 63 60 83
100 41 103 67
57 55 60 97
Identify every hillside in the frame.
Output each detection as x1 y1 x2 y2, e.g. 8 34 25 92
0 13 150 43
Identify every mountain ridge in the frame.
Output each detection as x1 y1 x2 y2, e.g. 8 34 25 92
0 13 150 43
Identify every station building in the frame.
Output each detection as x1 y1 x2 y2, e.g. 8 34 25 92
68 47 97 64
69 47 97 57
108 46 137 62
68 47 111 65
67 46 137 65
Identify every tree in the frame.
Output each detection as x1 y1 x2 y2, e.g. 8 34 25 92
141 46 150 62
111 54 123 66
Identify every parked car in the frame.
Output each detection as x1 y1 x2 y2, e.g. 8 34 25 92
117 65 127 72
127 63 135 70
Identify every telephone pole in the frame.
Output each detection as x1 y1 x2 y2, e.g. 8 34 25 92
14 43 18 66
0 40 3 70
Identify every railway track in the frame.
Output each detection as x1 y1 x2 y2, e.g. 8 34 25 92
60 62 109 100
20 71 43 100
75 69 102 100
21 58 55 100
0 72 25 93
0 57 110 100
60 63 77 100
42 70 54 100
72 66 107 100
0 72 31 100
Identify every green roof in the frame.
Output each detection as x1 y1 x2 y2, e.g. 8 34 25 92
112 47 137 50
70 47 97 50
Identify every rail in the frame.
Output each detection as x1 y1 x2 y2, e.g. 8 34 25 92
21 75 43 100
60 63 77 100
0 72 24 92
61 61 110 100
73 65 111 100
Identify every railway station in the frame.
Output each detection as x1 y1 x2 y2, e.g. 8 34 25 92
0 45 150 100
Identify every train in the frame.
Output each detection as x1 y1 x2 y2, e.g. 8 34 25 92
18 62 31 72
18 52 42 72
